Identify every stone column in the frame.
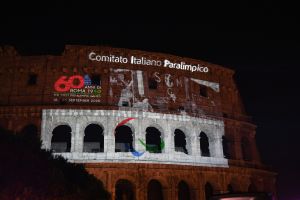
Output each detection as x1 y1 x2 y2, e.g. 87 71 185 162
211 135 224 158
106 116 115 154
41 115 50 150
135 116 145 152
70 122 77 153
191 125 200 156
165 121 174 154
74 121 83 152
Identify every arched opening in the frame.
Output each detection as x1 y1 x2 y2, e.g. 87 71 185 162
146 127 162 153
83 124 104 152
21 124 38 139
115 179 135 200
147 179 164 200
241 137 252 161
227 184 234 193
200 132 210 157
174 129 188 154
205 182 214 200
248 183 257 193
51 125 71 152
115 125 133 152
178 181 190 200
222 136 230 159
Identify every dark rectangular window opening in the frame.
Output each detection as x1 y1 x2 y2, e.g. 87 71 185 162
199 85 208 97
27 74 38 85
148 78 158 89
122 101 129 107
91 74 101 86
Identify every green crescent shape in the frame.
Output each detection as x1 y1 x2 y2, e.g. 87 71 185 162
138 138 165 153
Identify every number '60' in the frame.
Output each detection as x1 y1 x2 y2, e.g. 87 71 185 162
54 75 84 92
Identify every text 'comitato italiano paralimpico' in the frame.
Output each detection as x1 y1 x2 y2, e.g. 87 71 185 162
88 52 209 73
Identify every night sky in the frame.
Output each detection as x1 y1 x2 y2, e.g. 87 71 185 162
1 2 299 199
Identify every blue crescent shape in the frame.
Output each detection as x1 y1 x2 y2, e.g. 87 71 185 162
131 150 145 157
124 143 145 157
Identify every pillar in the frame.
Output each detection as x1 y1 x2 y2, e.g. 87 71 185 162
191 125 200 156
135 116 145 152
165 121 174 154
105 116 115 154
74 121 83 152
70 123 77 153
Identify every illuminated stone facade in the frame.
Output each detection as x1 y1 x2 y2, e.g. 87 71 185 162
0 45 277 200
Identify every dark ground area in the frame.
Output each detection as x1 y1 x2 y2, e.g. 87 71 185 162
0 127 110 200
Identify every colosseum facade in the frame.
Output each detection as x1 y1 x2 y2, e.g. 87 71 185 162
0 45 277 200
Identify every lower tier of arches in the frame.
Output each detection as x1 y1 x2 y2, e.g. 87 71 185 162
84 163 277 200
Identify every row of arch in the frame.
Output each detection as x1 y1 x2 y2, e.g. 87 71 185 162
49 123 252 160
50 124 211 155
113 178 260 200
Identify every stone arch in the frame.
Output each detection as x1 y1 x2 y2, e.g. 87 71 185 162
80 120 106 136
204 182 214 200
113 174 137 187
174 176 198 192
83 123 104 152
145 176 169 189
120 121 136 136
172 125 192 154
115 125 134 152
51 124 72 152
174 129 189 154
204 178 222 195
199 131 210 157
50 121 73 136
178 180 191 200
143 121 165 138
222 135 230 158
147 179 165 200
171 124 193 138
115 179 135 200
145 126 163 153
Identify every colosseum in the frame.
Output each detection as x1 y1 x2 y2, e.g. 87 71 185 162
0 45 277 200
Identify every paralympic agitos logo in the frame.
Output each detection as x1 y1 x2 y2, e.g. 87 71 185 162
115 118 165 157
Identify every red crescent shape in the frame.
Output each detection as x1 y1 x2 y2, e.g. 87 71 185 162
116 117 135 128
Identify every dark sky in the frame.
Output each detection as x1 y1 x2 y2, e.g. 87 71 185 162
1 2 299 199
